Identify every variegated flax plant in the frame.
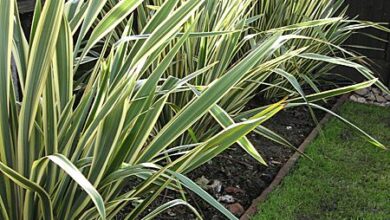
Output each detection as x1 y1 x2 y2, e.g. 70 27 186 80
107 0 390 145
0 0 388 219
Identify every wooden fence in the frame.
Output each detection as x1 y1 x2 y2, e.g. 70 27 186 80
18 0 35 14
344 0 390 86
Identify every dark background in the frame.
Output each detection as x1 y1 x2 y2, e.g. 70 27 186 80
344 0 390 86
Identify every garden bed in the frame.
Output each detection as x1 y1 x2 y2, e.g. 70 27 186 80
4 1 390 220
119 96 339 219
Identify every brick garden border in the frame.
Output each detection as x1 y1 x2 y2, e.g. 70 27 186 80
240 94 350 220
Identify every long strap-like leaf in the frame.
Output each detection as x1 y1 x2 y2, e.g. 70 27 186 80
77 0 144 68
0 1 16 219
0 161 53 220
17 0 64 176
138 33 287 163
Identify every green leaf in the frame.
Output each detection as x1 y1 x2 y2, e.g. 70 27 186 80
138 33 287 163
0 161 54 220
46 154 106 220
17 0 64 176
299 53 390 94
74 0 109 55
78 0 143 64
237 79 378 120
0 0 14 166
288 103 386 149
54 16 74 111
142 199 202 220
169 171 238 220
190 86 267 165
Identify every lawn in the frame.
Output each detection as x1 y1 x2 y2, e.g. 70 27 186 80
254 101 390 219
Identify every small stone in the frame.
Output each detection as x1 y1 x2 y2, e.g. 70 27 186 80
357 97 366 103
218 195 235 203
167 209 176 217
286 126 293 130
355 88 369 96
227 203 245 216
195 176 210 190
376 95 387 103
372 88 381 94
225 186 245 194
384 94 390 101
367 92 376 101
350 95 358 102
208 180 222 193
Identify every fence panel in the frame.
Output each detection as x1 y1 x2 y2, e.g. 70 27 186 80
345 0 390 86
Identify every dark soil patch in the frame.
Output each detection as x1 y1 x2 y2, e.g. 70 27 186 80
179 105 329 219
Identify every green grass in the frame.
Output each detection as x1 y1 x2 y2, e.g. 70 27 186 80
254 101 390 220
